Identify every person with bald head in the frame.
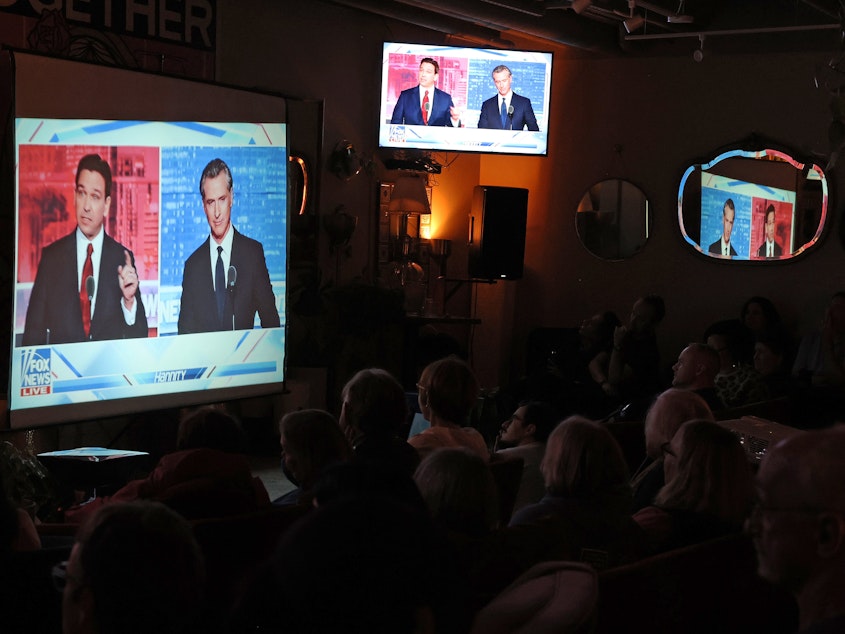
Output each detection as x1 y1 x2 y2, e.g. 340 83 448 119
671 342 724 411
749 426 845 633
631 388 714 512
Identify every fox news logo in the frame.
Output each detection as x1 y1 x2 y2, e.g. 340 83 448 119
20 348 52 396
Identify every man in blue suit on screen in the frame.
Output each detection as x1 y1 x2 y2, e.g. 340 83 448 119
478 65 540 132
390 57 462 127
177 158 280 334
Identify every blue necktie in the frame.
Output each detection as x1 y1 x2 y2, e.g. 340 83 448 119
215 245 226 322
500 99 507 129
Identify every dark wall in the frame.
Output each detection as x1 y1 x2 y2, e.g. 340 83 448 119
217 0 844 388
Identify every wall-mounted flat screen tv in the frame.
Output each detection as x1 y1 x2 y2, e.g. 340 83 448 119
3 51 288 429
378 42 553 156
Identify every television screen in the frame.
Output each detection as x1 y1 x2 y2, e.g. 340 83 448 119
378 42 553 156
10 118 287 428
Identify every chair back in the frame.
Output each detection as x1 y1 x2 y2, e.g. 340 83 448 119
595 532 798 634
471 560 598 634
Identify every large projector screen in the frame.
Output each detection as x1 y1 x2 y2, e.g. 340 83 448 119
3 51 289 429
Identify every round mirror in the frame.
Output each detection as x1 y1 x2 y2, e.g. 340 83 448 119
576 179 650 260
678 143 828 261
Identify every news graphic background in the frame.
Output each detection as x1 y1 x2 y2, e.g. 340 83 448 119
158 145 287 336
12 119 287 412
700 172 796 260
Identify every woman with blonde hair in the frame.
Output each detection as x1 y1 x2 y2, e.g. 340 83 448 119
634 419 753 553
409 356 488 461
509 416 646 567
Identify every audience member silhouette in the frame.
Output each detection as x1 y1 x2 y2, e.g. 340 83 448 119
607 295 666 417
409 356 488 460
633 419 754 553
631 388 714 512
65 406 269 522
238 494 471 634
704 318 770 408
0 469 40 554
741 296 782 339
670 342 724 411
274 409 351 507
494 400 558 514
509 416 647 568
749 426 845 633
793 291 845 388
754 330 795 399
339 367 420 477
59 500 205 634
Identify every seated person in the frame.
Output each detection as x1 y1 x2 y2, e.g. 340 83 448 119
670 342 724 411
493 400 558 515
65 407 270 522
233 494 472 634
704 319 769 408
509 416 647 569
274 408 351 507
409 356 489 461
740 296 783 340
59 500 205 634
634 419 754 553
631 388 714 513
0 470 40 554
793 291 845 388
339 368 420 477
606 295 666 417
749 426 845 633
754 330 795 399
415 447 500 538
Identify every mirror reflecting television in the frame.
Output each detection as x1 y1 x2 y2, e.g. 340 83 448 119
378 42 553 156
678 144 828 261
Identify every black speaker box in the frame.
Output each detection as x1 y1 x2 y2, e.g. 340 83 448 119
468 186 528 280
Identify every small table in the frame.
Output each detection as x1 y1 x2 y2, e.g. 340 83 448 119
38 447 151 491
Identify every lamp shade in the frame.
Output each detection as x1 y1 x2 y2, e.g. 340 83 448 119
388 176 431 214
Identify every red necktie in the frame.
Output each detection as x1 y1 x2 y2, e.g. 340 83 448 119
422 90 429 125
80 243 93 338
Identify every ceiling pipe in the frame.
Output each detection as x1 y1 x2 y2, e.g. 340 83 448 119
392 0 622 53
624 22 840 42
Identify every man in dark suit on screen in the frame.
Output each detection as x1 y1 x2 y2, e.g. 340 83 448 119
756 205 783 259
177 158 280 334
477 65 540 131
22 154 148 346
390 57 462 127
708 198 738 258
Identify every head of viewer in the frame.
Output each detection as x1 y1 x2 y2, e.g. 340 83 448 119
418 57 439 89
643 388 713 460
629 294 665 336
61 501 205 634
749 427 845 629
499 400 557 447
340 368 408 442
75 154 112 240
672 343 720 390
491 64 512 97
199 158 234 244
417 355 480 425
722 198 736 243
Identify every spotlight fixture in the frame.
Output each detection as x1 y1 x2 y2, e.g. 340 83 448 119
571 0 592 14
693 34 704 62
